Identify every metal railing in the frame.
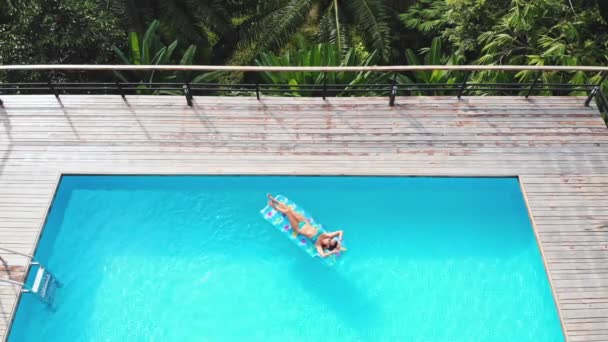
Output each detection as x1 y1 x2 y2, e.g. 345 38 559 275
0 245 37 292
0 65 607 111
0 245 60 309
592 84 608 122
0 245 37 262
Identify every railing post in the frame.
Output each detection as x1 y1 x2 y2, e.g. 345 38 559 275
585 71 607 107
183 83 193 107
115 81 126 100
48 81 59 100
255 73 260 100
457 71 471 99
596 90 608 114
389 73 398 106
322 73 327 100
590 90 608 125
585 88 598 107
525 71 542 99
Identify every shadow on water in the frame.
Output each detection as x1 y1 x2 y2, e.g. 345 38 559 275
288 257 379 340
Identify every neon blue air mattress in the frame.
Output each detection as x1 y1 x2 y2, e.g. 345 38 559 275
260 195 345 265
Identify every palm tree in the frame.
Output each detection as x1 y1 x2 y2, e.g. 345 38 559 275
107 0 391 64
240 0 391 62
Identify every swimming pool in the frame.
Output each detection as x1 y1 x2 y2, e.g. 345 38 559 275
10 176 564 341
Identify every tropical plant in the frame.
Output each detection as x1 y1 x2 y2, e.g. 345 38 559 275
400 0 510 61
476 0 608 94
398 38 464 95
107 0 392 64
106 0 297 65
242 0 391 62
113 20 219 94
401 0 608 95
255 43 389 96
0 0 125 82
105 0 244 63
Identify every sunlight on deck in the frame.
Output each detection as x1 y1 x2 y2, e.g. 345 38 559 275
0 95 606 341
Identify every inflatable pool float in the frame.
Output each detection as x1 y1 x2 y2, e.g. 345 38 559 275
260 194 345 265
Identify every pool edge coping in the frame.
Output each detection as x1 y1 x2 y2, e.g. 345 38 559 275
518 177 569 342
3 172 62 342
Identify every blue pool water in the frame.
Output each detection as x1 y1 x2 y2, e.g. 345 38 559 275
10 176 564 341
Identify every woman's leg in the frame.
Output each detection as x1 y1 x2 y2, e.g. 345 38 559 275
285 213 303 234
268 200 290 214
268 199 302 232
268 195 307 220
292 211 306 222
267 194 308 233
267 194 283 207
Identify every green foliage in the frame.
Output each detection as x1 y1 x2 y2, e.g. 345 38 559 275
399 37 464 95
255 43 389 96
0 0 125 82
476 0 608 94
113 20 220 94
400 0 511 60
401 0 608 95
2 0 608 94
106 0 282 65
242 0 391 62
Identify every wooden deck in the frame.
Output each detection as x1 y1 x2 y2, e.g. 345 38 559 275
0 95 607 341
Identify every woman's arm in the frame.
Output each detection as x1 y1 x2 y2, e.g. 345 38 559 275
328 230 344 241
316 244 328 257
316 243 341 258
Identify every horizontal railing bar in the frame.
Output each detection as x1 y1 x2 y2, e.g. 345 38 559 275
0 79 592 98
2 81 594 86
0 83 593 88
256 89 390 93
2 64 608 72
0 86 591 91
0 88 585 93
255 87 385 91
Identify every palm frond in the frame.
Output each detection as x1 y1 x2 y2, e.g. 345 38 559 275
181 0 233 35
156 0 209 47
237 0 313 56
343 0 391 61
129 31 141 64
141 20 160 64
318 5 349 55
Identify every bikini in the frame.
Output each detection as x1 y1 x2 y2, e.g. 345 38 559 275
299 221 322 242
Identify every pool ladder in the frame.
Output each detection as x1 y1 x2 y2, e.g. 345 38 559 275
0 245 61 308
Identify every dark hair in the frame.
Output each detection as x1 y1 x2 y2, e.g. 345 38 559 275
327 239 338 251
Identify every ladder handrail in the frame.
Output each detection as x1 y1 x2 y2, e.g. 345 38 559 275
0 278 30 292
0 245 37 262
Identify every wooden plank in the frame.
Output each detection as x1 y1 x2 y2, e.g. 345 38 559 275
0 95 606 341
